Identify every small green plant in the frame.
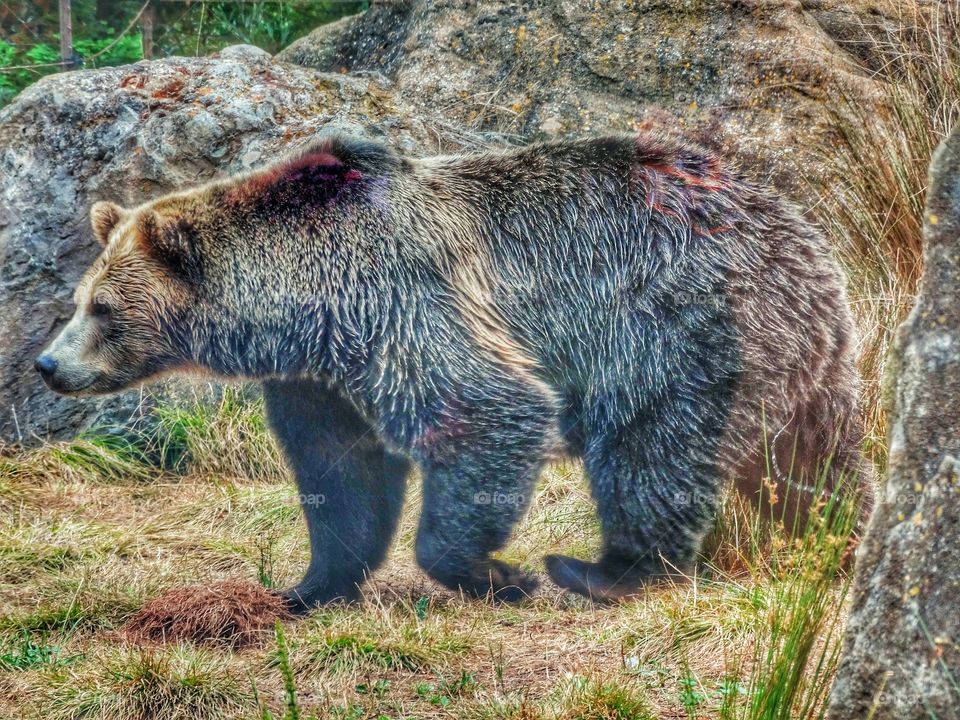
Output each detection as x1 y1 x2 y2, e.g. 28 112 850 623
258 621 305 720
414 595 429 621
275 620 301 720
679 673 708 718
330 705 365 719
414 670 478 707
0 632 82 671
256 532 279 590
717 676 749 714
354 679 390 697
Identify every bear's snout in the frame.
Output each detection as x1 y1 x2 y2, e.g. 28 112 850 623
34 354 58 383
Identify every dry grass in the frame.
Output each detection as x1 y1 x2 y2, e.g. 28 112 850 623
0 387 859 720
122 580 290 648
811 3 960 469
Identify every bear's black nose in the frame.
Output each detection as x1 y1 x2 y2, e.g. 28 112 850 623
34 354 58 379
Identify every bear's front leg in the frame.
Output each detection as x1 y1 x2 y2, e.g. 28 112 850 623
413 386 557 602
264 379 410 612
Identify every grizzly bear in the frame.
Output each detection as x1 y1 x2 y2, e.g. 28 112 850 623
36 133 864 608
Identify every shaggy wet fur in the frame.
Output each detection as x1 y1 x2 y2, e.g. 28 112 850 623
41 133 865 606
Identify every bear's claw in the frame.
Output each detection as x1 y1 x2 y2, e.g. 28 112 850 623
481 558 539 602
545 554 645 603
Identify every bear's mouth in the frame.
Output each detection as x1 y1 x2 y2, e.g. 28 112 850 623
39 371 102 397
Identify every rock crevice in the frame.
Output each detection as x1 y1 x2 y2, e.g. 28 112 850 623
827 125 960 720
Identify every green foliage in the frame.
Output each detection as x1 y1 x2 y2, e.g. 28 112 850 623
0 39 53 105
74 34 143 67
414 595 429 621
155 1 367 59
0 39 14 66
415 671 478 708
679 673 707 717
0 0 366 108
24 43 60 65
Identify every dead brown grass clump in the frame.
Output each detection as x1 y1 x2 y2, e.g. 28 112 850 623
121 580 290 648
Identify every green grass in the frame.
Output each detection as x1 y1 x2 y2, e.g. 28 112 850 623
721 474 862 720
43 644 253 720
151 387 286 483
0 633 82 672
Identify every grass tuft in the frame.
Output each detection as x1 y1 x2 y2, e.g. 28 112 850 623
292 603 472 676
719 473 863 720
39 645 252 720
553 676 654 720
151 386 285 482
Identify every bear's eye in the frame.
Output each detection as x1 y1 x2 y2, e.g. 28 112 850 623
90 300 112 320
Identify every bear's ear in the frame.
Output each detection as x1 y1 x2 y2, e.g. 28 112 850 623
137 210 201 280
90 201 126 247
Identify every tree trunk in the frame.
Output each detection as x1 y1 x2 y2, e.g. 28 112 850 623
827 126 960 718
142 1 154 60
58 0 72 69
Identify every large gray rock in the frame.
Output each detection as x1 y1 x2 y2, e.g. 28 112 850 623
0 45 467 445
277 0 892 194
827 127 960 718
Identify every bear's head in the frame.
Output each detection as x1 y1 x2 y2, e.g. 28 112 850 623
34 198 202 395
35 135 405 396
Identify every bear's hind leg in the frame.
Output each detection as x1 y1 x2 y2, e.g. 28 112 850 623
546 403 727 602
264 379 410 612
